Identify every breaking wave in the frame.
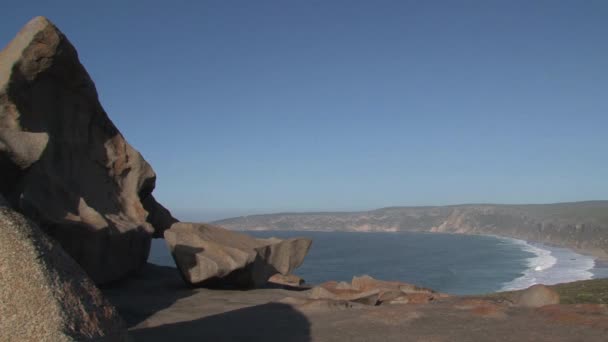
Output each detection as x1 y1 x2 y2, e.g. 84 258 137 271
499 237 594 291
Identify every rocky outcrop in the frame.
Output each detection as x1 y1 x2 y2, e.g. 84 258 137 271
0 197 128 341
164 223 312 287
307 275 443 306
0 16 176 284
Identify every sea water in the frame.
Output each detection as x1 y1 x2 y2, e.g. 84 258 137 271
149 231 606 295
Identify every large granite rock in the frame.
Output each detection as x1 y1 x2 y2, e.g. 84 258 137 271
0 197 128 341
164 223 312 287
0 16 175 284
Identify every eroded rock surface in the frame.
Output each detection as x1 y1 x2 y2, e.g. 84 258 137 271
0 197 128 341
308 275 443 306
0 16 176 284
164 222 311 287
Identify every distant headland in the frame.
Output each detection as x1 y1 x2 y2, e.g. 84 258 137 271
215 201 608 260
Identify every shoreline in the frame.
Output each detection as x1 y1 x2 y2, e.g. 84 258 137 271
472 230 608 264
545 243 608 263
151 229 608 293
236 227 608 263
493 236 595 290
237 229 608 284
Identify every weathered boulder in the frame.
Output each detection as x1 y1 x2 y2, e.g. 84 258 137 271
164 223 312 287
0 16 175 284
515 284 560 308
0 198 128 341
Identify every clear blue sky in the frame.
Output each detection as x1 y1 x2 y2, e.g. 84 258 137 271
3 1 607 220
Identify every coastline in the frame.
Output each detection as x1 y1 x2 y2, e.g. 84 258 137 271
233 226 608 262
232 228 608 286
548 243 608 263
401 230 607 284
493 236 595 291
481 231 608 264
461 232 608 282
154 229 606 292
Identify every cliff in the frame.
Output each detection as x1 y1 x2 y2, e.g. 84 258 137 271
214 201 608 259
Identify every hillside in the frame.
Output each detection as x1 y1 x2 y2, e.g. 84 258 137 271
214 201 608 259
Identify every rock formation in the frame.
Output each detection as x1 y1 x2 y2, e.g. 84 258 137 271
0 196 128 341
306 275 443 306
164 222 312 287
0 16 176 284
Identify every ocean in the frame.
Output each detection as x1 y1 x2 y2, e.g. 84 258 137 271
149 231 608 295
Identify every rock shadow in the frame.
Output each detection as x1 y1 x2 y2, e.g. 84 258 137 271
130 302 311 342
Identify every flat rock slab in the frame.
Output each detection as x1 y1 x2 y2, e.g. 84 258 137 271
164 223 312 287
104 264 608 342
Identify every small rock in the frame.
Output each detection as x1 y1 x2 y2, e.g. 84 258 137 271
268 274 305 287
515 284 560 308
